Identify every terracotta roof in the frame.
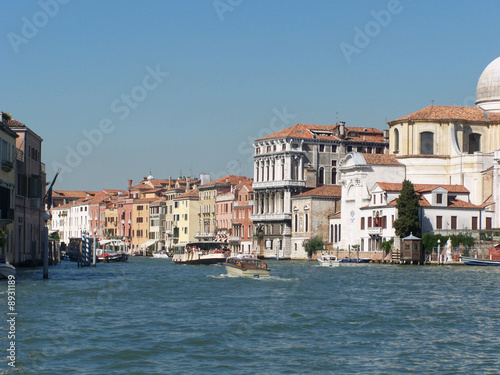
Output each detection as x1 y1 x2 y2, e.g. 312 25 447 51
6 119 26 128
363 154 401 165
256 123 385 142
53 190 98 198
174 188 199 200
292 185 342 198
199 175 250 187
388 105 500 124
447 200 480 209
376 182 469 194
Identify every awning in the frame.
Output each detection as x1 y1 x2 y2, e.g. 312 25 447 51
139 239 158 249
100 239 125 246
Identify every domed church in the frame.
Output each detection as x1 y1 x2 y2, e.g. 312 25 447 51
387 57 500 221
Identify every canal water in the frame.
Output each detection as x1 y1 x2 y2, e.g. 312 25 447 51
2 258 500 374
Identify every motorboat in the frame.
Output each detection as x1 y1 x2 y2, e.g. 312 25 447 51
461 256 500 266
224 255 270 277
96 249 128 262
0 262 15 279
317 254 340 267
172 241 230 265
152 251 169 259
340 258 371 263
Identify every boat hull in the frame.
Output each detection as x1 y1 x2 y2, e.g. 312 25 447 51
224 263 270 277
318 260 340 267
172 253 228 265
152 253 169 259
461 257 500 266
0 264 16 279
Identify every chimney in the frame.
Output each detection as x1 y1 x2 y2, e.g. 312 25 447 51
186 176 191 192
169 176 172 189
339 122 346 139
128 180 132 191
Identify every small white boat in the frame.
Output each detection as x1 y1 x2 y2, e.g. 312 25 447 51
96 249 128 262
317 254 340 267
0 262 16 279
152 251 169 259
224 255 270 277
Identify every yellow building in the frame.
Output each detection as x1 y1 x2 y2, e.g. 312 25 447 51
131 198 153 253
172 189 199 245
0 117 18 263
104 202 119 238
197 175 245 241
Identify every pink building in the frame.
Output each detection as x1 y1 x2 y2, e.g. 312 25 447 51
231 179 254 254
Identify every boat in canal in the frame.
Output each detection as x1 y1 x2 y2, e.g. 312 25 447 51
0 262 15 279
461 256 500 266
224 255 270 277
96 249 128 262
152 250 169 259
172 241 230 265
317 254 340 267
340 258 371 263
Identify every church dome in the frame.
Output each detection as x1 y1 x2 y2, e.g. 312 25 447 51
476 56 500 112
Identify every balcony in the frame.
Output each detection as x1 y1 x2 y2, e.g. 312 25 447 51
367 226 382 236
229 236 241 242
253 180 306 190
250 213 292 222
1 160 13 172
195 232 216 239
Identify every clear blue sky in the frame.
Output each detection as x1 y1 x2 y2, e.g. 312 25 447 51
3 0 500 190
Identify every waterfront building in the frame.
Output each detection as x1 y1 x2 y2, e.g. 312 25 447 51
173 188 200 245
252 123 388 258
7 115 46 266
197 175 248 242
130 198 155 254
290 185 341 259
358 182 492 253
230 179 254 255
0 114 18 263
387 105 500 206
215 190 234 243
149 197 166 251
339 153 405 253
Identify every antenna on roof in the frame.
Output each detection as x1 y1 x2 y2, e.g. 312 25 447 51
431 100 434 106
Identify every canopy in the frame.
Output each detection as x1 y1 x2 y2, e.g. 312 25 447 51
139 239 158 249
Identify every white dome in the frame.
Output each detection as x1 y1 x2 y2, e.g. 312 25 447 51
476 56 500 112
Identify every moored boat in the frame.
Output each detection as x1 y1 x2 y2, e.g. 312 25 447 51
317 254 340 267
461 256 500 266
96 249 128 262
0 262 15 279
224 255 270 277
152 251 169 259
172 241 230 265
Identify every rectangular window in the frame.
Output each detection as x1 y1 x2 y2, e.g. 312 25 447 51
486 217 492 230
361 217 365 230
137 205 143 211
332 145 337 153
436 216 442 229
472 217 478 230
368 217 372 227
319 145 325 152
436 194 442 204
451 216 457 230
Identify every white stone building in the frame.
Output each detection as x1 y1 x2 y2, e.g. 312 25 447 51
252 123 388 258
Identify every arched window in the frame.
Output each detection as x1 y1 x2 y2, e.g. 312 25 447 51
294 214 298 232
305 213 309 232
318 167 325 185
420 132 434 155
331 168 337 184
469 133 481 154
394 128 400 153
330 224 334 242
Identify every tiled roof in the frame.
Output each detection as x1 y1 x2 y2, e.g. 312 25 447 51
174 188 199 200
199 175 250 187
388 105 500 124
53 190 98 198
363 154 401 165
376 182 469 194
292 185 342 198
448 200 480 209
256 123 385 142
6 119 26 128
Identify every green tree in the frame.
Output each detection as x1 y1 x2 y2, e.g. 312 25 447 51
393 180 421 238
304 236 324 258
380 238 394 254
